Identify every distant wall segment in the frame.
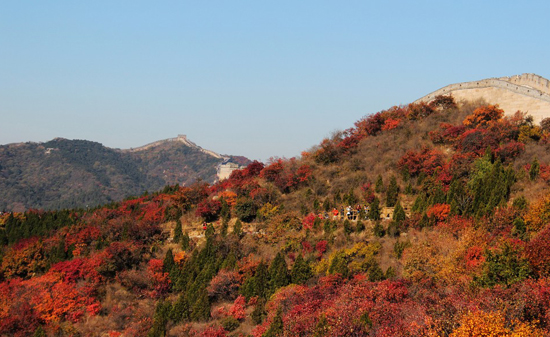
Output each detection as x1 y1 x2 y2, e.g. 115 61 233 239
415 73 550 123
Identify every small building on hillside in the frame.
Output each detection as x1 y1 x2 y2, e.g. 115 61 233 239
217 161 244 181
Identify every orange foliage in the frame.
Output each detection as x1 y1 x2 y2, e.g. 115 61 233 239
382 118 401 131
1 238 46 279
451 310 544 337
219 190 237 206
463 105 504 128
427 203 451 222
524 194 550 232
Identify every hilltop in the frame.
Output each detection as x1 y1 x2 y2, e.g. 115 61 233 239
0 135 249 212
3 76 550 336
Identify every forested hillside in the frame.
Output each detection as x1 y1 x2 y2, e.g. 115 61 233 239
0 138 246 212
3 96 550 336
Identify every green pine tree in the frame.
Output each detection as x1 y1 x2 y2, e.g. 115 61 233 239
181 232 190 251
530 157 540 181
392 201 406 224
368 197 381 220
163 248 175 273
343 219 353 236
328 252 349 278
263 309 284 337
171 292 190 322
33 326 46 337
173 219 182 243
190 288 211 321
355 220 365 233
269 252 290 294
386 176 399 207
375 175 384 193
252 297 267 324
232 219 243 238
291 254 313 285
373 222 385 237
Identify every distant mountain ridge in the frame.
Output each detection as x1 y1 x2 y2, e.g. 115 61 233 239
0 136 249 212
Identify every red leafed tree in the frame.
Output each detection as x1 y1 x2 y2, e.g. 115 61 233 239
302 213 316 230
296 164 312 183
526 224 550 278
147 259 170 298
208 269 242 301
426 203 451 222
260 158 285 182
407 102 434 120
464 246 485 270
316 240 328 257
196 198 222 222
382 118 401 131
354 112 385 137
229 295 247 320
494 141 525 162
463 105 504 128
397 147 444 177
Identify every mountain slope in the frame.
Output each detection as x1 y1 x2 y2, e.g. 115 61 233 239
4 94 550 336
0 136 248 211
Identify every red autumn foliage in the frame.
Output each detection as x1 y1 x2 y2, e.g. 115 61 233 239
302 213 316 230
465 246 485 270
397 147 445 177
315 240 328 257
406 102 434 120
382 118 401 131
494 141 525 162
196 198 222 221
147 259 170 298
229 295 247 320
457 128 499 155
526 224 550 278
296 164 312 183
260 159 285 182
463 105 504 128
208 269 242 301
427 203 451 222
301 241 313 255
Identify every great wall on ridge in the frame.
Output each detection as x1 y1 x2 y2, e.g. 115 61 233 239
415 73 550 123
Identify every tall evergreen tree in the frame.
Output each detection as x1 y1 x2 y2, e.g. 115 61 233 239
291 254 313 285
269 252 290 294
181 232 190 251
163 248 175 273
173 219 182 243
530 157 540 181
171 292 190 323
386 176 399 207
368 197 381 220
264 309 284 337
147 299 172 337
191 288 211 322
375 175 384 193
392 200 406 224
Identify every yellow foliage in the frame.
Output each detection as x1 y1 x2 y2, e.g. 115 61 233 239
451 311 510 336
314 258 330 276
518 125 542 143
401 228 482 285
314 242 381 276
450 311 544 337
257 202 280 220
524 194 550 232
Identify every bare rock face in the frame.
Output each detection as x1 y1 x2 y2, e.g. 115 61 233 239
416 73 550 123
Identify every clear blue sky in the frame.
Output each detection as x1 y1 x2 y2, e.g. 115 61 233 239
1 1 549 161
